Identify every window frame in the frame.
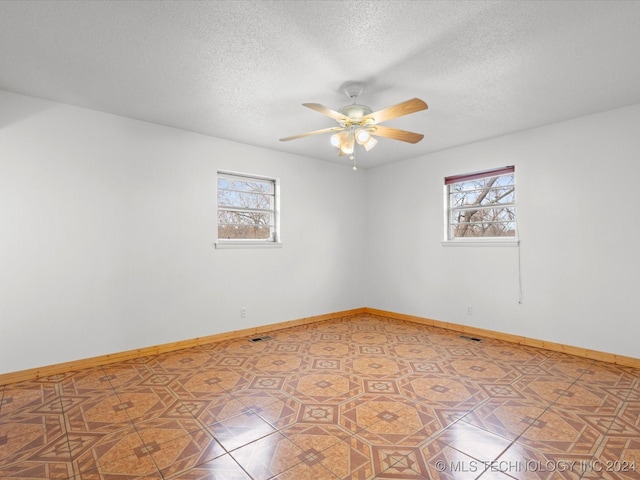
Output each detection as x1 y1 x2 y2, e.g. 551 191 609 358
215 170 281 249
442 166 518 247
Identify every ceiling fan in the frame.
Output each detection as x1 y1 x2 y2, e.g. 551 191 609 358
280 82 428 169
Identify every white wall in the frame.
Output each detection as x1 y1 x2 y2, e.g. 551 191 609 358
0 90 367 374
366 103 640 359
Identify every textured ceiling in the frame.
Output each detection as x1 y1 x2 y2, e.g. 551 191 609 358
1 0 640 168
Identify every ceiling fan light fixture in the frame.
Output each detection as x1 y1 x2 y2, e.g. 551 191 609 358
355 127 377 151
339 131 354 155
362 135 377 151
330 133 341 148
355 128 370 144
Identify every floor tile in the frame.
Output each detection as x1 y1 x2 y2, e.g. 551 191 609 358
272 459 340 479
459 398 548 440
74 447 162 479
229 431 305 479
389 342 442 361
306 340 354 358
167 370 234 399
114 385 180 426
135 417 207 447
346 354 411 379
284 371 360 404
618 401 640 430
182 395 249 429
0 380 60 418
372 449 432 479
476 342 549 367
100 363 155 390
206 410 276 451
59 368 117 397
164 452 250 479
553 381 623 416
542 354 596 380
443 357 517 384
281 423 351 457
237 391 302 429
62 391 136 434
399 372 487 409
147 349 216 374
594 435 640 479
432 421 512 463
146 427 226 478
355 396 444 448
411 438 488 479
0 458 75 479
316 434 374 480
515 405 604 456
71 424 147 474
509 375 575 405
0 412 68 468
338 395 400 435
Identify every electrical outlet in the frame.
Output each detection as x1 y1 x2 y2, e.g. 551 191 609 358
240 308 247 318
466 305 473 315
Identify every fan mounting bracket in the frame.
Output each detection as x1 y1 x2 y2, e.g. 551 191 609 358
343 82 364 100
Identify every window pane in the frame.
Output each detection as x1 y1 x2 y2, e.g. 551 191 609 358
218 210 273 226
217 190 275 210
217 177 274 194
452 206 516 224
453 221 516 238
218 224 273 240
450 176 515 208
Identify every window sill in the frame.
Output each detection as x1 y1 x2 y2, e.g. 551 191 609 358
214 241 283 249
441 238 519 247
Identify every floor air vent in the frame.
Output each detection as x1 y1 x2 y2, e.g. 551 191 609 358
249 335 273 342
460 335 482 342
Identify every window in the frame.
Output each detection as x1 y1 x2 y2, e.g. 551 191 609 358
445 166 516 240
217 171 280 245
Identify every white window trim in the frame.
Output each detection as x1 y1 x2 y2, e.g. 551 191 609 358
441 238 519 247
214 241 283 249
215 170 281 249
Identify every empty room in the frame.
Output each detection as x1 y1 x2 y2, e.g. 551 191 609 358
1 1 639 479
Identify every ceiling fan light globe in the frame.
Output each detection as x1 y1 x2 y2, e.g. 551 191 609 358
355 128 371 144
330 133 341 148
340 144 354 155
362 136 377 151
340 132 355 155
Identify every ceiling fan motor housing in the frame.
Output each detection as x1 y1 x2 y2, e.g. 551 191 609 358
338 104 373 123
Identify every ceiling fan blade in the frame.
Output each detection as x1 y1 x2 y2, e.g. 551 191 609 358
363 98 428 125
303 103 350 123
370 125 424 144
279 126 344 142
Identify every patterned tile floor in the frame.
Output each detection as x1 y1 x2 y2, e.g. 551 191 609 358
1 314 639 479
